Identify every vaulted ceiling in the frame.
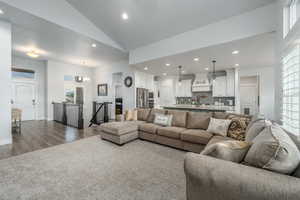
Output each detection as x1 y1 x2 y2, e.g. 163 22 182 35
67 0 276 50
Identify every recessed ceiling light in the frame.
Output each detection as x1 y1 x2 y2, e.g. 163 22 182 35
182 70 186 73
144 67 148 70
165 63 170 66
0 9 4 15
163 73 167 76
122 12 129 20
235 64 240 67
193 58 199 61
205 68 209 71
26 51 39 58
232 50 239 55
92 43 97 48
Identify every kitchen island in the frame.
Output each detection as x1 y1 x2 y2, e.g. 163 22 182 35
162 104 235 113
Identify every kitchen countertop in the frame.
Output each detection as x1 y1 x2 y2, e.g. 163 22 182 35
162 104 236 112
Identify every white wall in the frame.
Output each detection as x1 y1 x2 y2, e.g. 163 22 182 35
0 20 12 145
93 60 135 119
239 66 275 120
47 60 94 126
130 3 277 64
12 55 47 120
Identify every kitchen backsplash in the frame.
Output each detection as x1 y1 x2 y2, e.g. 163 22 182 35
176 92 235 106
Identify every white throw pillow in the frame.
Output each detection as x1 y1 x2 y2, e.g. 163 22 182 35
207 117 232 136
154 113 173 127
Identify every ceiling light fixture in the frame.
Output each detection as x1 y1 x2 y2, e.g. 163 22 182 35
163 73 167 76
92 43 97 48
26 51 39 58
178 66 182 84
122 12 129 20
205 67 209 71
235 64 240 67
165 63 170 66
193 58 199 61
0 9 4 15
182 70 186 73
144 67 148 70
232 50 239 55
211 60 217 82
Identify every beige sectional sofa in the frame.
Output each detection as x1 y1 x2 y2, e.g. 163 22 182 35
100 108 243 153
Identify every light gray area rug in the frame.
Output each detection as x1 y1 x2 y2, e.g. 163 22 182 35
0 136 186 200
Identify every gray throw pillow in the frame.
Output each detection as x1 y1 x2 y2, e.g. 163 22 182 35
201 140 251 163
245 119 271 142
244 124 300 174
153 113 173 127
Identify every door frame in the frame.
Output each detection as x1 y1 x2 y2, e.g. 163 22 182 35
12 80 38 121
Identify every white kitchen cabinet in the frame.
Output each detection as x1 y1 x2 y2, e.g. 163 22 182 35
226 69 235 96
212 76 227 97
135 71 154 91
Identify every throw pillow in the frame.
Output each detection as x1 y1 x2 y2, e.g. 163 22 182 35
244 124 300 175
245 119 271 142
207 117 232 136
125 110 137 121
137 109 151 121
147 109 166 123
153 113 173 127
201 140 251 163
227 117 251 141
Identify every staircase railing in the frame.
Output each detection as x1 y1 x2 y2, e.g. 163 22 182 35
89 101 112 127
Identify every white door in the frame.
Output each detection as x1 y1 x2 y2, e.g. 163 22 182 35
240 84 259 115
12 82 37 121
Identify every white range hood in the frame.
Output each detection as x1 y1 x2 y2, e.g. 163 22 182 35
192 74 211 92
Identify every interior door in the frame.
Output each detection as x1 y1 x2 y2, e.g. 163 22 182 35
12 82 36 121
240 84 259 115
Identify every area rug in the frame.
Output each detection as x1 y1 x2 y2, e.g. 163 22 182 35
0 136 186 200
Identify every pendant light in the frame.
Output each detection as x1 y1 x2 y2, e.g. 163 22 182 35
178 66 182 86
211 60 217 82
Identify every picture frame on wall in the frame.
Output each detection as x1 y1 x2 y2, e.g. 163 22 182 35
98 84 108 96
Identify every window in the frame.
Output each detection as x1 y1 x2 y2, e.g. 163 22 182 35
283 0 300 38
12 68 35 79
282 46 300 135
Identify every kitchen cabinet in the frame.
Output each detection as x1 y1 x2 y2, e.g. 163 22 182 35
226 69 235 96
175 80 192 97
135 71 154 91
212 76 227 97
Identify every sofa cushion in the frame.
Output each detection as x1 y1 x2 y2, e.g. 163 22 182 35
147 109 166 122
244 124 300 174
245 119 271 142
227 116 251 141
157 126 186 139
167 110 187 128
213 112 230 119
186 112 212 130
137 109 151 121
138 123 161 134
206 135 234 147
100 122 138 136
181 129 213 145
201 140 251 163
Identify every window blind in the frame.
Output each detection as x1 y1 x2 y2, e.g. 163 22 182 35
282 46 300 135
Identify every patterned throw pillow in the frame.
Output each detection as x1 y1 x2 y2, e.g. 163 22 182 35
227 117 251 141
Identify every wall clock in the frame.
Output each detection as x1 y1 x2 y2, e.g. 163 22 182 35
124 76 133 87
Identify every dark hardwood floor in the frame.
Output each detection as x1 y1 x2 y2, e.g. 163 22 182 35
0 120 100 160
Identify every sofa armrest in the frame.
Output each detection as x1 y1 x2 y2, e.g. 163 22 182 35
184 153 300 200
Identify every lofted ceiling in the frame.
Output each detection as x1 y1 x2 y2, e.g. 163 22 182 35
67 0 276 50
132 32 276 76
0 2 128 67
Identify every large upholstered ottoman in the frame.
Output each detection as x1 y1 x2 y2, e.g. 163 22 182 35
99 121 145 145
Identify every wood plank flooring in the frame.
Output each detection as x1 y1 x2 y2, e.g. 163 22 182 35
0 120 100 160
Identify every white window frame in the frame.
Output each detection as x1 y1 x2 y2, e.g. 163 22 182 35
281 45 300 136
283 0 300 38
